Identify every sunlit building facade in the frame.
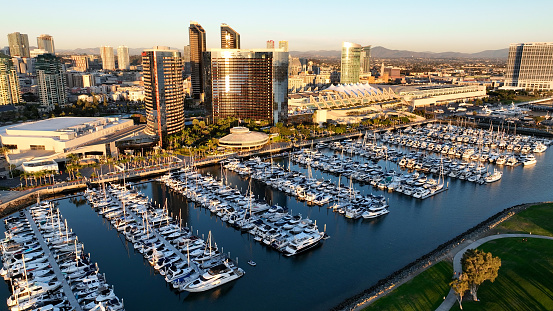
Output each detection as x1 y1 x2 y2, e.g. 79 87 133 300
360 45 371 74
340 42 362 84
142 47 184 142
0 54 21 105
36 54 67 108
7 32 30 58
189 22 206 99
220 24 240 49
117 46 130 70
505 42 553 90
37 34 55 54
100 46 115 70
203 48 289 124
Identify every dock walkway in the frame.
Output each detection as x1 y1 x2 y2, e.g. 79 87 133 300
106 191 198 270
23 209 82 311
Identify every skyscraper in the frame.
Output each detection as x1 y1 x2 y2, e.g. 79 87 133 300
278 41 289 52
0 54 21 105
220 24 240 49
189 22 206 100
35 54 67 108
100 46 115 70
267 40 275 49
142 47 184 143
360 46 371 74
505 42 553 90
37 34 55 54
340 42 362 84
203 48 289 124
117 46 130 70
7 32 30 58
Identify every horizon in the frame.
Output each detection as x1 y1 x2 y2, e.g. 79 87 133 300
1 0 552 53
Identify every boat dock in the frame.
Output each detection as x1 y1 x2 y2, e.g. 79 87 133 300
106 192 199 270
23 209 83 311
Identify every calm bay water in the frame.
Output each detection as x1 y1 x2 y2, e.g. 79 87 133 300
1 145 552 311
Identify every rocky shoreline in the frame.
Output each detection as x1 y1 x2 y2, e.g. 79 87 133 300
332 201 549 311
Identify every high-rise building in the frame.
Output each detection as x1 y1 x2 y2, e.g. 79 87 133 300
278 41 289 52
360 46 371 74
7 32 30 58
220 24 240 49
142 47 184 143
117 46 130 70
100 46 115 70
340 42 362 84
189 22 206 100
35 54 67 108
505 42 553 90
0 54 22 105
71 55 89 72
267 40 275 49
203 48 289 124
37 34 55 54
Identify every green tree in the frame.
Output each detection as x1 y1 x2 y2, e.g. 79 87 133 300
461 249 501 301
450 273 470 309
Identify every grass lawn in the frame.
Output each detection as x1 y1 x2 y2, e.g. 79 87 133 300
494 203 553 236
450 238 553 311
364 261 452 311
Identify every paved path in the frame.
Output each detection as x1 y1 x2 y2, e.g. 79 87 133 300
436 233 553 311
23 209 82 311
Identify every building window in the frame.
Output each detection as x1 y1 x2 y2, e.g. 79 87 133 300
30 145 46 150
3 144 17 150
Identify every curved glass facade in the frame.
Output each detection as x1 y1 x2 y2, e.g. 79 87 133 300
340 42 362 84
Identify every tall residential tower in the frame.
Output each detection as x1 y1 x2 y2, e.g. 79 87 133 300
220 24 240 49
100 46 115 70
203 48 289 124
189 22 206 100
117 46 130 70
505 42 553 90
340 42 362 84
360 46 371 74
7 32 30 58
37 34 55 54
35 54 67 109
0 54 21 105
142 47 184 144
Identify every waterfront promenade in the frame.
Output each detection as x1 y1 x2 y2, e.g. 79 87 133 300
436 233 553 311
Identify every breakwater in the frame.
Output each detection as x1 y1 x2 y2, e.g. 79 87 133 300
333 201 550 311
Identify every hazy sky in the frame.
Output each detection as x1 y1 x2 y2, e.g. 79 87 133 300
2 0 552 53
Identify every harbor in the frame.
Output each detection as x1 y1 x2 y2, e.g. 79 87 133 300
0 124 551 311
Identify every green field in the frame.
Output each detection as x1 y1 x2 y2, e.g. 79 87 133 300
363 261 452 311
495 203 553 236
450 238 553 310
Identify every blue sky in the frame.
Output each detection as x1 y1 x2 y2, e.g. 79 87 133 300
1 0 552 53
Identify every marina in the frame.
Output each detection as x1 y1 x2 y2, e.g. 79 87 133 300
1 201 124 311
0 124 551 311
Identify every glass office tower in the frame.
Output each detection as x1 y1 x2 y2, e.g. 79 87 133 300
340 42 362 84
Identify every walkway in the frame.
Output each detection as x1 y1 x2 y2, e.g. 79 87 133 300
23 209 82 311
107 191 198 270
436 233 553 311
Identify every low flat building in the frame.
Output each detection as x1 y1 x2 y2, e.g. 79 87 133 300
392 84 487 107
0 116 135 166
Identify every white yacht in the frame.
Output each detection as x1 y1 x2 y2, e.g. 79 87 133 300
361 205 389 219
181 261 244 292
283 232 324 257
485 169 502 183
522 154 537 166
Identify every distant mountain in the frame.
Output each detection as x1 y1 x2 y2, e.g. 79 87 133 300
290 46 508 59
57 47 184 55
